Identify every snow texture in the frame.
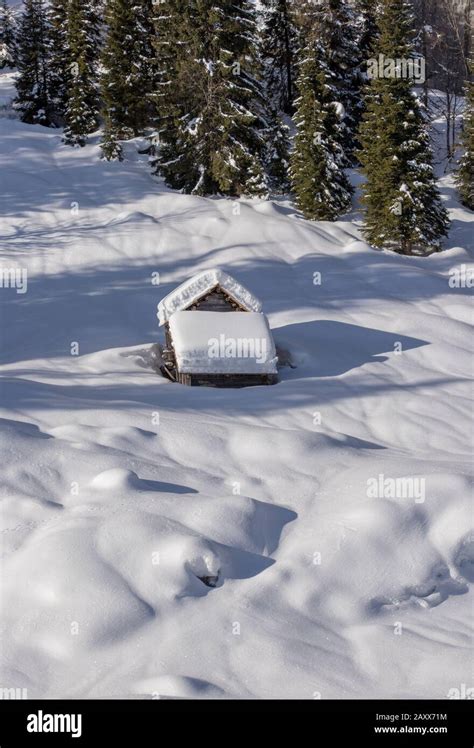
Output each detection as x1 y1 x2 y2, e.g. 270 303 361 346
168 310 278 374
157 268 263 325
0 75 472 700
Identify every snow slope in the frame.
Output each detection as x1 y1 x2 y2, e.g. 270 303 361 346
0 74 473 700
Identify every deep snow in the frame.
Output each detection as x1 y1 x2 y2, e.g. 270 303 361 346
0 74 473 699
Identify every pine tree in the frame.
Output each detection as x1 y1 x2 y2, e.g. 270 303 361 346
263 109 291 192
151 0 273 197
310 0 363 159
351 0 380 157
358 0 450 254
456 69 474 210
100 111 124 161
148 0 179 171
63 0 101 146
290 41 353 220
0 0 16 69
14 0 53 126
49 0 71 124
354 0 380 63
259 0 299 114
148 0 190 175
100 0 155 149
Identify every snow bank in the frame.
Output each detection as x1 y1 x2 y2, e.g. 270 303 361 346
168 310 278 374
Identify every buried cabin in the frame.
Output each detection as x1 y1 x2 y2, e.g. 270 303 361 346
157 269 278 387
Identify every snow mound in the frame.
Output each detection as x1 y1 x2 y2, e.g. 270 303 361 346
90 468 141 491
96 511 260 607
0 521 153 671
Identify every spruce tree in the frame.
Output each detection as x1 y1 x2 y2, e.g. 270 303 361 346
100 111 124 161
148 0 190 176
259 0 299 114
310 0 363 159
290 41 353 220
14 0 53 126
353 0 380 104
456 71 474 210
351 0 380 157
354 0 380 63
0 0 16 69
151 0 273 197
49 0 71 124
100 0 155 151
263 109 291 192
358 0 450 254
63 0 101 146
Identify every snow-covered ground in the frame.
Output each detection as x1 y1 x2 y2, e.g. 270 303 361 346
0 72 472 700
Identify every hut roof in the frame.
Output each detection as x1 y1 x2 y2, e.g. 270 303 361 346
157 269 262 325
168 311 278 375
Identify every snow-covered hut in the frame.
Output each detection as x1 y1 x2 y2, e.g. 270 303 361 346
157 269 278 387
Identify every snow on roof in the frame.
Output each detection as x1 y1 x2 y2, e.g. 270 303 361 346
168 311 278 375
157 269 262 325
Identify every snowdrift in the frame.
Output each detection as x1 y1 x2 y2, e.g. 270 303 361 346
0 77 472 699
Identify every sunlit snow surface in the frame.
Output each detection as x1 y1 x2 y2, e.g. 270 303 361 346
0 76 472 699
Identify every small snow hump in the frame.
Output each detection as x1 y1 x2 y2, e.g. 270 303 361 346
90 468 140 491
